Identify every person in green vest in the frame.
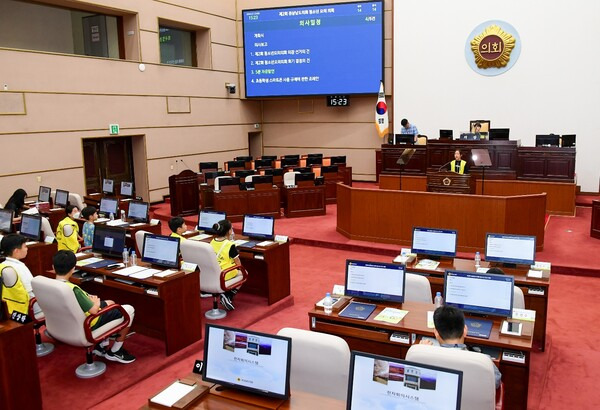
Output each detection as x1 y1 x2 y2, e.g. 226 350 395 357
53 250 136 364
210 219 244 311
449 150 469 174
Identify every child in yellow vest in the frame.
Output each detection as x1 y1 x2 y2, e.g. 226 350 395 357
56 205 82 252
210 219 244 311
168 216 187 241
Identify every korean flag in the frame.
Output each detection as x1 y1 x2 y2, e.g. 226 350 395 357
375 81 388 138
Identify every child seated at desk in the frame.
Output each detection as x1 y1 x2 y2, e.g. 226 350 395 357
81 206 98 248
53 250 136 364
56 205 82 252
4 188 27 217
210 219 244 311
168 216 187 241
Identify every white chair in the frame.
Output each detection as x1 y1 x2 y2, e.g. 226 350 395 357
31 275 134 378
277 327 350 401
405 273 433 303
41 216 54 240
180 239 248 319
283 171 299 187
68 193 85 210
134 229 150 257
406 344 499 410
513 286 525 309
214 176 232 191
244 175 254 183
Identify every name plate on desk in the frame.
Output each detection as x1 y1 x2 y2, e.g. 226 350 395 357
181 262 198 273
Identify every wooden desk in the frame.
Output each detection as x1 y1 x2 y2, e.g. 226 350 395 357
404 257 549 351
337 184 546 252
212 187 280 222
282 184 326 218
0 320 42 409
309 300 533 410
592 200 600 239
22 241 58 276
144 373 345 409
426 171 475 194
517 146 576 182
69 261 202 356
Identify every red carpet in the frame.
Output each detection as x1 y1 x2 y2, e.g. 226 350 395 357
575 194 599 207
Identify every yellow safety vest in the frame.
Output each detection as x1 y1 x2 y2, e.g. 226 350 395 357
0 263 30 315
210 239 237 280
56 216 80 252
170 232 186 241
63 281 100 328
450 160 466 174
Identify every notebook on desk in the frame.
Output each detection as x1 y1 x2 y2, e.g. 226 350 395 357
465 318 493 339
338 301 377 320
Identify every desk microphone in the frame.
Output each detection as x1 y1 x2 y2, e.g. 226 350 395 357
179 159 193 171
438 160 453 172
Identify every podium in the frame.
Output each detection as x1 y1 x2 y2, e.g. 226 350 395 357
426 171 475 194
168 170 199 216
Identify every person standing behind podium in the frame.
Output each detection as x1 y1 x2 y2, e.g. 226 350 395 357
210 219 244 311
400 118 419 143
448 150 469 174
4 188 28 217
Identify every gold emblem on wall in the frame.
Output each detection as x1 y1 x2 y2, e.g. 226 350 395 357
443 178 451 186
470 25 516 69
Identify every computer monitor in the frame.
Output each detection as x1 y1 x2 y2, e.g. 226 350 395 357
217 177 241 189
321 165 338 174
444 270 514 317
412 227 457 258
535 134 560 147
283 154 300 160
306 156 323 166
38 186 51 203
199 161 219 172
54 189 69 208
126 201 149 222
485 233 536 266
281 157 299 167
394 134 414 144
20 214 42 241
254 158 273 168
198 210 226 234
439 129 453 139
120 181 134 197
141 233 180 269
561 134 576 148
0 209 14 234
234 170 255 179
330 155 346 165
344 260 406 303
347 351 463 410
99 198 119 216
264 168 283 176
489 128 510 141
294 172 315 184
293 167 312 174
250 175 273 185
204 171 227 185
235 156 253 162
203 324 292 400
307 153 323 158
102 179 114 194
226 160 246 170
242 214 275 240
260 155 277 161
92 225 127 258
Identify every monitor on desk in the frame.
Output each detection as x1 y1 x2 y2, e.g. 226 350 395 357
242 214 275 240
294 172 315 184
226 160 246 170
99 198 119 216
394 134 414 145
235 156 253 162
92 225 127 258
293 167 312 174
120 181 134 197
203 324 292 400
561 134 576 148
535 134 560 147
306 156 323 166
281 157 299 167
330 155 346 165
19 214 42 241
412 227 457 258
489 128 510 141
38 186 51 203
234 170 255 179
321 165 339 174
307 153 323 158
204 171 227 186
264 168 283 176
198 210 226 234
141 233 180 269
254 158 273 168
345 259 406 303
0 209 14 234
439 129 453 139
261 155 277 161
250 175 273 185
54 189 69 208
347 351 463 410
199 162 219 172
217 177 241 190
485 233 536 266
102 179 114 195
127 201 149 223
444 270 514 317
283 154 300 160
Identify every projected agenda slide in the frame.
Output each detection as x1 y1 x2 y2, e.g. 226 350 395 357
242 1 383 97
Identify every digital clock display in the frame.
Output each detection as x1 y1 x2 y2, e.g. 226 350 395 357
327 95 350 106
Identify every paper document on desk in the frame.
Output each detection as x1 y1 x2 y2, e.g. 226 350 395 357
76 257 102 267
129 222 145 227
113 266 148 276
512 308 536 322
154 269 178 278
189 233 212 241
527 270 543 279
95 218 110 223
415 259 440 270
257 240 276 247
129 269 157 280
373 308 409 324
106 220 128 227
150 381 195 407
234 239 249 246
22 207 39 215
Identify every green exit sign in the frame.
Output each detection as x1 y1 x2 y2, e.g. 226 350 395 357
109 124 119 135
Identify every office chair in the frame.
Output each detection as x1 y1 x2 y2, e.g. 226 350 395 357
134 229 150 258
180 239 248 319
416 135 428 145
405 273 433 303
277 327 351 401
513 286 525 309
40 216 54 240
406 344 503 410
283 171 299 187
31 275 133 378
214 176 232 191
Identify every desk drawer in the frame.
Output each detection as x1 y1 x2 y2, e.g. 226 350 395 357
312 319 390 343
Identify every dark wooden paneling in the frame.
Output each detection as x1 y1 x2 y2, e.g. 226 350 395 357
592 200 600 239
517 147 575 182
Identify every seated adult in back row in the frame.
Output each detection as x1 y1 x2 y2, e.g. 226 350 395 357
400 118 419 143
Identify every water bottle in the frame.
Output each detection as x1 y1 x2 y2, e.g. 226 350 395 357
131 250 137 266
122 248 129 266
474 251 481 268
120 209 126 221
109 212 114 221
434 292 443 308
323 292 334 315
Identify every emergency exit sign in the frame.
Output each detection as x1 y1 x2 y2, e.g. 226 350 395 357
109 124 120 135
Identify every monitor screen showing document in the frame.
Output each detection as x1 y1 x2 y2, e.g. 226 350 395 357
198 210 226 234
141 234 180 269
54 189 69 208
120 181 133 197
99 198 119 216
412 227 457 258
345 260 406 303
102 179 114 194
444 270 514 317
38 186 51 203
203 324 291 400
242 214 275 240
20 214 42 241
485 233 536 265
92 225 126 258
347 351 462 410
127 201 149 222
0 209 13 233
